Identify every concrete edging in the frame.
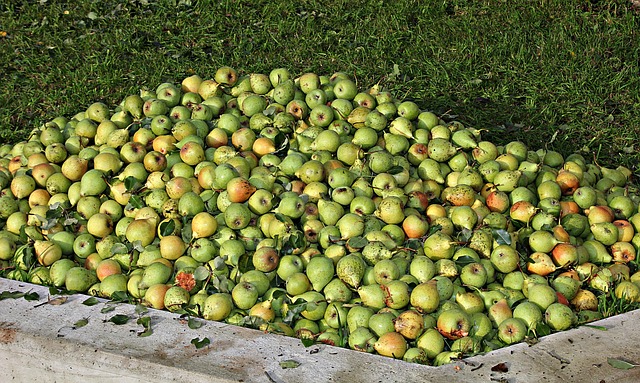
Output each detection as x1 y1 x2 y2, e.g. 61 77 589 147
1 277 640 383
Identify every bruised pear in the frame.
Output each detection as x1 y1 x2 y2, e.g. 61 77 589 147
336 254 366 288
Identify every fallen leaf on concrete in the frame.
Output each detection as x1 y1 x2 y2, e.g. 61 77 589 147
607 358 638 370
491 362 509 372
279 359 301 369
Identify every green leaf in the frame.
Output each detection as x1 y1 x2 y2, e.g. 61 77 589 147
131 240 145 252
279 359 301 369
607 358 638 370
191 337 210 349
49 286 62 295
63 217 79 227
0 291 26 300
23 292 40 301
124 176 142 192
347 236 369 249
128 194 144 209
454 255 477 266
387 166 405 175
108 314 130 325
82 297 100 306
458 228 473 242
41 218 59 230
583 324 607 331
212 256 226 270
109 291 129 303
493 229 512 245
388 63 401 81
188 316 203 329
535 321 552 337
194 266 211 281
427 224 443 236
111 243 129 256
137 316 153 337
73 318 89 329
100 305 116 313
283 301 308 324
159 219 176 237
135 304 149 315
301 338 315 347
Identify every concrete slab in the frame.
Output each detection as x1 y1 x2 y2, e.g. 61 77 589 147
1 277 640 383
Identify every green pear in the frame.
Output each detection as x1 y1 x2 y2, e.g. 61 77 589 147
80 169 107 197
306 256 335 291
323 278 353 303
138 262 172 289
336 254 366 288
427 138 457 162
65 267 98 292
423 232 455 261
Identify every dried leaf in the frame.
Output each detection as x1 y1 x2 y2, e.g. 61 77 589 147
47 296 68 305
491 362 509 372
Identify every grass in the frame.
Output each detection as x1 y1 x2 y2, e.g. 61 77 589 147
1 0 639 169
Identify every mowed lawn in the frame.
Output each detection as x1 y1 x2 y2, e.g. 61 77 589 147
1 0 638 169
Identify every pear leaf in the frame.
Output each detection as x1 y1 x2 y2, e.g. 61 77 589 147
454 255 477 267
493 229 512 245
387 166 405 175
301 338 315 347
109 291 129 303
283 301 307 324
111 243 129 256
191 337 210 349
583 324 607 331
347 236 369 249
128 194 144 209
108 314 130 325
188 316 203 329
607 358 638 370
131 240 145 252
535 321 551 337
427 224 443 236
194 265 211 281
135 304 148 315
137 316 153 337
73 318 89 329
82 297 100 306
24 291 40 301
100 305 116 313
159 219 176 237
124 176 142 192
0 291 26 300
279 359 301 369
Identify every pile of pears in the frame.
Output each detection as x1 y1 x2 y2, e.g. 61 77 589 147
1 66 640 365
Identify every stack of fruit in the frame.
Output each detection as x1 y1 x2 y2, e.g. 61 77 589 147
0 66 639 365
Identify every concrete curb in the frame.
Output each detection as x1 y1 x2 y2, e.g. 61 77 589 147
1 277 639 383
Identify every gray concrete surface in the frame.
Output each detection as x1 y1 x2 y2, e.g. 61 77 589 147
1 277 639 383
